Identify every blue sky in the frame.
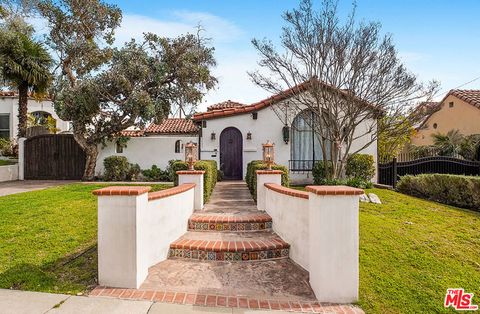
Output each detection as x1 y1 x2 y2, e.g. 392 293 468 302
74 1 480 110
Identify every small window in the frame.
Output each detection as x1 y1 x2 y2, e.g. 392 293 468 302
175 140 182 153
449 102 454 108
202 120 207 128
433 123 438 129
115 143 123 153
0 114 10 139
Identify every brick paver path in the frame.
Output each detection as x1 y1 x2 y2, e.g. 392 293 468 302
89 181 364 313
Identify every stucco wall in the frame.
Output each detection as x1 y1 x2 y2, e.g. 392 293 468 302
200 104 377 183
0 97 69 139
0 164 18 182
95 135 198 175
412 95 480 146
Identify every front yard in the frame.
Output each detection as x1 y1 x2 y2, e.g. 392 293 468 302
0 183 170 294
0 184 478 313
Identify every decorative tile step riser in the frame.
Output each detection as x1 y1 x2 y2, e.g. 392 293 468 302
188 221 272 232
168 248 289 261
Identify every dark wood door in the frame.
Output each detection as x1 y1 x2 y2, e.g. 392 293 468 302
24 134 86 180
220 127 243 180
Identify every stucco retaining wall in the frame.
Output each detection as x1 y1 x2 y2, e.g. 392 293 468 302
0 164 18 182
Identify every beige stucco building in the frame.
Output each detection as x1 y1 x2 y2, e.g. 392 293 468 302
412 90 480 146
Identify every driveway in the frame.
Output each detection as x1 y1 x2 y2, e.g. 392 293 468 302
0 180 77 197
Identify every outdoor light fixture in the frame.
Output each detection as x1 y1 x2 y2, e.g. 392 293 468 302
282 126 290 144
262 140 275 170
185 141 198 170
211 132 216 140
252 112 258 120
247 132 252 140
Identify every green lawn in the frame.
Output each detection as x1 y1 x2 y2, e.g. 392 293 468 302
0 184 479 313
0 159 16 166
0 183 171 294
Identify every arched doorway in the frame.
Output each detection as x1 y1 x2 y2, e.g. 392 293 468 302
220 127 243 180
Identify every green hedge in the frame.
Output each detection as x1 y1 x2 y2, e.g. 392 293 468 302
245 160 289 201
397 174 480 211
312 154 374 188
103 156 140 181
346 154 375 181
171 160 218 203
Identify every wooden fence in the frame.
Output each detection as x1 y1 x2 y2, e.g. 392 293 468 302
24 134 86 180
378 156 480 187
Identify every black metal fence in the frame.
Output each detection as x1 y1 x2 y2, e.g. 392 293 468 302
378 156 480 187
289 160 315 172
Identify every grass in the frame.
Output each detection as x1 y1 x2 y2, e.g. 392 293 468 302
0 182 171 294
0 159 16 166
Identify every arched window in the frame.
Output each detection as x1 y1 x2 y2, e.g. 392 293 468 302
290 110 330 171
175 140 182 153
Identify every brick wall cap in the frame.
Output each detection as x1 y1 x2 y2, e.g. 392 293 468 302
256 170 284 175
148 183 196 201
264 183 309 199
92 186 151 196
176 170 206 175
306 185 364 196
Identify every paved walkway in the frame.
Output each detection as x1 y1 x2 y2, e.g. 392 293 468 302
0 289 291 314
0 180 76 196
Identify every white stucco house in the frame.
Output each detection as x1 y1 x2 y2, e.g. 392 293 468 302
97 82 378 184
0 91 70 140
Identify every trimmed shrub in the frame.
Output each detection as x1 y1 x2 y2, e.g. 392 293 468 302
127 163 141 181
245 160 289 200
397 174 480 211
312 160 333 185
142 165 170 182
171 159 218 202
346 154 375 181
103 156 130 181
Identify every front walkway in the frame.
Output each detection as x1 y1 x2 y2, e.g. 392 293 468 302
89 181 363 313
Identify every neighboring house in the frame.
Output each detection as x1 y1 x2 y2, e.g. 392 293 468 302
412 90 480 146
0 91 70 140
98 83 378 184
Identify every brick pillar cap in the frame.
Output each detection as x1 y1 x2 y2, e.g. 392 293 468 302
92 186 151 196
176 170 206 175
256 170 283 175
306 185 364 196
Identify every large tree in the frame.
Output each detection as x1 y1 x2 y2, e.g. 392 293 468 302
249 0 439 178
0 13 52 137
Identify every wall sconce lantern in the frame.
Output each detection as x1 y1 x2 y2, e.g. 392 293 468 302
247 132 252 140
211 132 216 140
252 112 258 120
282 126 290 144
185 141 198 170
262 140 275 170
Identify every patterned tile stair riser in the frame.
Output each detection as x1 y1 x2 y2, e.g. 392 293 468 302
169 248 289 261
188 221 273 232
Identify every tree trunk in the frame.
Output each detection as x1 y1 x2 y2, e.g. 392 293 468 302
83 144 98 181
72 128 98 181
17 82 29 138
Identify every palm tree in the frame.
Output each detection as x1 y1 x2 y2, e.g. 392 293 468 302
431 129 464 156
0 17 52 138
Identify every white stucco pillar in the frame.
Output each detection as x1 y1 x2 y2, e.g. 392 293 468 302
177 170 204 210
306 185 363 303
18 137 26 180
256 170 282 210
94 186 151 289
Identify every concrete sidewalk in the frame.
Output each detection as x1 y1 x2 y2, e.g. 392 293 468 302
0 289 289 314
0 180 76 196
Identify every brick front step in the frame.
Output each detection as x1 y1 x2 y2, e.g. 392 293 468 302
169 231 289 262
89 287 364 313
188 212 272 232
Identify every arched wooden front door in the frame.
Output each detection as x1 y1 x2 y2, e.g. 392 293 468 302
220 127 243 180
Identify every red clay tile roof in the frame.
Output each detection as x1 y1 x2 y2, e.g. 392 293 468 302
207 100 245 111
120 130 144 137
145 118 198 134
448 90 480 109
193 79 379 121
0 90 51 100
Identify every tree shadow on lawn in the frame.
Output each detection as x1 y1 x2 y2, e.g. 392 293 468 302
0 244 98 295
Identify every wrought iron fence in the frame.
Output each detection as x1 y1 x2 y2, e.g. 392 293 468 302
289 160 315 172
378 156 480 187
